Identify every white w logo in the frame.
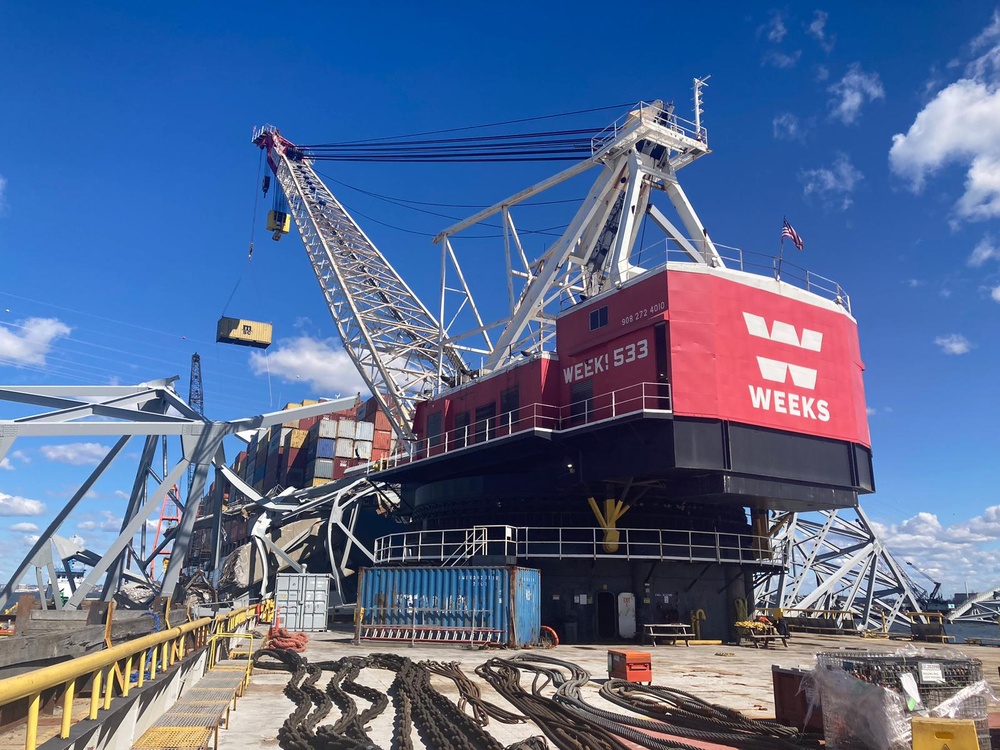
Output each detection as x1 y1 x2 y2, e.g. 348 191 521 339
743 313 823 351
755 357 817 390
744 312 821 390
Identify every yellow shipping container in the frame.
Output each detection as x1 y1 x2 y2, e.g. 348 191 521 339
311 477 329 487
216 317 272 349
289 429 308 449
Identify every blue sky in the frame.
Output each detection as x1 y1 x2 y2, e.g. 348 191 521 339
1 2 999 596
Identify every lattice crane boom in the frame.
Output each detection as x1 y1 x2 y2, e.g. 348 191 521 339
253 128 467 440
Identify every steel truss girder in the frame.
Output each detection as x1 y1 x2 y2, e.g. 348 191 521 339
949 589 1000 624
257 133 467 440
755 505 924 631
435 100 720 375
0 382 357 610
246 475 399 606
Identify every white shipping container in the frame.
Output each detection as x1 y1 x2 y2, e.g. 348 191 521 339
317 419 339 440
354 421 375 441
313 458 334 479
354 441 372 460
335 438 354 458
281 427 292 447
337 419 356 439
276 573 330 632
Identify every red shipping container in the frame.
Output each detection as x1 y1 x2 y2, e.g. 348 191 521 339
298 416 320 431
374 409 391 432
373 429 393 453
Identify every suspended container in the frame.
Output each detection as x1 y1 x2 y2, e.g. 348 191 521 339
356 566 541 648
216 317 272 349
267 209 291 239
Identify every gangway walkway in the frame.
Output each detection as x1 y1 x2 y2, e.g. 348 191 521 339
132 657 253 750
0 601 272 750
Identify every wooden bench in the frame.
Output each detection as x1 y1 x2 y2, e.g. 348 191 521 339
643 623 694 646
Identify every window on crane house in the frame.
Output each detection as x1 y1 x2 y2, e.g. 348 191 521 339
569 379 593 425
474 402 497 443
589 305 609 331
453 411 470 449
500 386 520 431
426 411 443 448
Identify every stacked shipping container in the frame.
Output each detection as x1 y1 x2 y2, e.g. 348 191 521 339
238 395 396 492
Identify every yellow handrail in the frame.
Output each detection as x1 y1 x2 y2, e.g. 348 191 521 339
0 600 273 750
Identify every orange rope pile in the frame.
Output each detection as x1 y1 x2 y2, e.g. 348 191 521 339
269 627 309 652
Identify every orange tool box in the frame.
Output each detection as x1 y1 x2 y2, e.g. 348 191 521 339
607 650 652 684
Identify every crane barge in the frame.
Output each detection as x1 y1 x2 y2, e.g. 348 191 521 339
253 90 873 641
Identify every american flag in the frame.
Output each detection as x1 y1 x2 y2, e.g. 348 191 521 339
782 219 804 250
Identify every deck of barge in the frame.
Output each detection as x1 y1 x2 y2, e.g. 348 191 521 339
217 627 1000 750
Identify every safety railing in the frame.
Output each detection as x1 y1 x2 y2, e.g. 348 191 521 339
374 525 784 567
631 239 852 313
379 381 671 470
0 601 272 750
591 101 707 155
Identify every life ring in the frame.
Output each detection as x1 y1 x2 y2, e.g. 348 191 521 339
540 625 559 648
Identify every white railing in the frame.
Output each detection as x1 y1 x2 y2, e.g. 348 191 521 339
628 238 852 313
591 101 707 155
375 381 671 470
374 524 783 567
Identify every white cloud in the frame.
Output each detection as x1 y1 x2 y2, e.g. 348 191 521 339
249 336 368 396
866 407 877 416
10 451 29 464
828 63 885 124
934 333 974 355
0 317 71 367
807 10 835 52
772 112 804 141
9 522 38 533
800 153 863 209
764 11 787 42
991 285 1000 302
889 17 1000 222
0 458 11 471
872 507 1000 593
114 489 129 499
903 278 924 288
40 442 109 466
0 493 46 516
968 9 1000 80
968 236 1000 266
815 65 830 82
78 511 122 532
763 50 801 69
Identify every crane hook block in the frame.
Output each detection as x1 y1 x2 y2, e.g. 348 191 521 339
262 174 271 196
267 210 290 240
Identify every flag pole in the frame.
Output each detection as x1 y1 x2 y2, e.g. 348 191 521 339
777 236 785 281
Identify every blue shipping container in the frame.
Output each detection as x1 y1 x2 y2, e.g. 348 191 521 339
316 438 336 459
357 566 540 648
